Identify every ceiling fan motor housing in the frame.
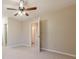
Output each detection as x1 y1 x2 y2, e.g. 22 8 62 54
19 7 25 11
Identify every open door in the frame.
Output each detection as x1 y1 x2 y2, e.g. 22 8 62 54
31 18 40 51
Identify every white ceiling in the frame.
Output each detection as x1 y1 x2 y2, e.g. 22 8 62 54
2 0 76 21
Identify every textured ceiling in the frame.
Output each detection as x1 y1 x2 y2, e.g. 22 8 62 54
2 0 76 21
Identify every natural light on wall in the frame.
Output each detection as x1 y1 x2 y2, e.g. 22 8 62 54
0 0 2 58
2 17 8 46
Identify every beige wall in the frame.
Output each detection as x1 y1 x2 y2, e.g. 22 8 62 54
40 5 76 55
8 18 22 46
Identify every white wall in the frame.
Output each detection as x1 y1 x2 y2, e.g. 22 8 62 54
22 21 30 46
22 19 36 47
7 18 22 47
7 18 35 47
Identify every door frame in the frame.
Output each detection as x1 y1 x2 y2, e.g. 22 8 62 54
29 17 40 50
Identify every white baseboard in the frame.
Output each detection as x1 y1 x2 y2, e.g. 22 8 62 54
8 44 28 48
41 48 76 57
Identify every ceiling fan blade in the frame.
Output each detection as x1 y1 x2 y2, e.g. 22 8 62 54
7 8 17 10
14 13 18 16
26 7 37 11
25 13 29 16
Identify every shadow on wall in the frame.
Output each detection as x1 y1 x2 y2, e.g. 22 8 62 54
40 20 48 48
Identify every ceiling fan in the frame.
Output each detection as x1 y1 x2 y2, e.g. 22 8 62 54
7 0 37 16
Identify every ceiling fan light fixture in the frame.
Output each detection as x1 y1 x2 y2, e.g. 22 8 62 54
7 0 37 16
18 10 27 16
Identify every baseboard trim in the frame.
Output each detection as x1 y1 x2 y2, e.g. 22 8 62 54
8 44 28 48
41 48 76 57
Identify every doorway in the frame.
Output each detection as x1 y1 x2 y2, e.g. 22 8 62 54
31 23 38 47
30 19 40 51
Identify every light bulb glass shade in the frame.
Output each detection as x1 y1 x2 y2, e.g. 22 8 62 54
18 11 22 16
22 11 26 15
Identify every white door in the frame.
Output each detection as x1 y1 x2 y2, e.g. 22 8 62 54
30 18 40 52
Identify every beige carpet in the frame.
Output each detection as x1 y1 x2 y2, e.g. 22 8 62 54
2 46 75 59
